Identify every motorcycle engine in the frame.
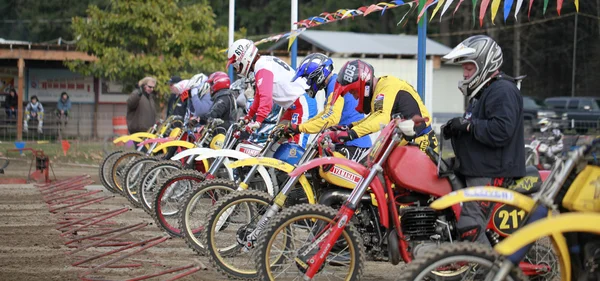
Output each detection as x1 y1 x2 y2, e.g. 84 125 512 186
399 206 454 259
354 205 387 261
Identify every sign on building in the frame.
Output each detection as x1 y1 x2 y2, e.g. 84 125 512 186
28 69 95 103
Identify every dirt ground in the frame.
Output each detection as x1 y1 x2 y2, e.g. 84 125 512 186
0 161 406 281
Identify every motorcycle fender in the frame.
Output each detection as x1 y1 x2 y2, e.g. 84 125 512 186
430 187 535 212
170 148 214 161
152 141 196 153
139 137 174 147
195 149 274 196
113 132 156 144
227 157 315 204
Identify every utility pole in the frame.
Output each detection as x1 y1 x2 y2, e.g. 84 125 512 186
291 0 298 69
571 13 578 97
513 26 521 76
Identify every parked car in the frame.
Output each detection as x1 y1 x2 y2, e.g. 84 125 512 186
544 96 600 134
523 96 558 131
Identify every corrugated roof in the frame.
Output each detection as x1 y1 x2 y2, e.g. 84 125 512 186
270 30 452 56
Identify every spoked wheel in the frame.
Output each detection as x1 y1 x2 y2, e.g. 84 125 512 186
254 204 364 281
99 150 123 193
110 151 144 194
122 156 162 208
524 239 560 281
178 178 237 253
139 160 183 215
203 190 273 279
152 170 206 237
397 242 528 281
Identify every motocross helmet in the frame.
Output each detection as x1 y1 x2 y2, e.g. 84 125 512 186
291 53 334 98
227 39 258 78
330 60 375 114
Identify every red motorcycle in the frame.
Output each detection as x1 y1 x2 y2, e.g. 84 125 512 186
254 116 553 280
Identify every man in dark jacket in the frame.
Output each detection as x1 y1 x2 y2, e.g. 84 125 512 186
197 72 236 131
5 88 18 120
442 35 525 245
126 77 157 134
166 75 183 117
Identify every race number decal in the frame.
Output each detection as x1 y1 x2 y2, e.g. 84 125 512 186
273 57 291 71
492 204 527 236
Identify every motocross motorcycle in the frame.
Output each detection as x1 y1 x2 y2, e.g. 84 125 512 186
525 136 558 170
253 115 550 281
399 137 600 281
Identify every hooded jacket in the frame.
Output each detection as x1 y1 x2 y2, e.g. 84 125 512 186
126 87 157 134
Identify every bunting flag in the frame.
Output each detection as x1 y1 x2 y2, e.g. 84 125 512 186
61 140 70 156
239 0 580 52
504 0 514 21
515 0 524 20
480 0 491 26
491 0 502 23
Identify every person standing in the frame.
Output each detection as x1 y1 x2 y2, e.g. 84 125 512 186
126 77 157 134
166 75 182 117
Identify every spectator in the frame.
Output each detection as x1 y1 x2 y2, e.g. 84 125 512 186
24 95 44 134
5 88 18 120
166 75 182 117
126 77 157 134
56 92 71 119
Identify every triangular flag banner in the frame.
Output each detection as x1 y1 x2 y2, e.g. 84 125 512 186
491 0 502 23
504 0 514 21
471 0 478 26
528 0 534 18
14 141 25 155
543 0 549 14
557 0 564 14
417 0 436 22
480 0 491 26
430 0 446 21
440 0 455 20
574 0 579 11
515 0 524 20
61 140 70 156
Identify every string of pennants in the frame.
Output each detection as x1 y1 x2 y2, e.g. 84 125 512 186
252 0 580 50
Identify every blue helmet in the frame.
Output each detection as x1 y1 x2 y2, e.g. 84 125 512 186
291 53 334 97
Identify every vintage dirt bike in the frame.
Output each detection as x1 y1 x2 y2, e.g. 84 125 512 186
253 116 550 281
197 126 375 279
150 121 277 237
399 138 600 281
135 118 227 214
99 121 160 193
100 116 181 194
108 115 185 195
525 136 558 170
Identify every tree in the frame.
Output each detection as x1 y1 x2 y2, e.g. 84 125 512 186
66 0 230 97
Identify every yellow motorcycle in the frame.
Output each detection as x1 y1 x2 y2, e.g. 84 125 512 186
398 138 600 281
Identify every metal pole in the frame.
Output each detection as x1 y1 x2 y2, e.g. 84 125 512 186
417 0 427 103
17 58 24 141
228 0 235 81
571 13 578 97
291 0 298 69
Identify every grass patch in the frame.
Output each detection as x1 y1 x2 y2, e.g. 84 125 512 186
0 141 125 165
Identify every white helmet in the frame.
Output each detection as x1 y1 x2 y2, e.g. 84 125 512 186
443 35 503 100
172 79 190 95
538 118 551 133
227 39 258 78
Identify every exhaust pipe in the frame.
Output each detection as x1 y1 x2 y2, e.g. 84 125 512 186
318 189 372 207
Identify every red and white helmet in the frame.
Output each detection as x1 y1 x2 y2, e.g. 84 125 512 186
227 39 258 78
207 72 231 95
172 79 190 95
330 60 375 114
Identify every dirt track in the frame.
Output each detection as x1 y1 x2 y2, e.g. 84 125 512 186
0 168 405 281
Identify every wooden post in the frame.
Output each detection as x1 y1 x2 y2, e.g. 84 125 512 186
17 58 25 141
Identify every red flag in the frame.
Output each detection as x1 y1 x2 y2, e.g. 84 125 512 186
61 140 71 156
557 0 563 15
528 0 534 18
480 0 491 26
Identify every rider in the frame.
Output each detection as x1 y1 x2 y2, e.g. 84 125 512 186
227 38 317 148
442 35 525 244
285 53 372 161
538 118 563 158
196 72 237 131
187 73 213 120
325 59 438 152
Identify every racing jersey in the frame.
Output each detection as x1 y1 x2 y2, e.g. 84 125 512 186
299 74 371 148
247 56 307 123
351 76 431 138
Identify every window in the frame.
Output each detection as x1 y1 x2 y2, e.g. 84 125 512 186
545 99 566 109
523 97 541 109
567 100 579 109
580 99 593 110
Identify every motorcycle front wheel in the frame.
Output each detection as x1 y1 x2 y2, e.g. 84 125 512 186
397 242 528 281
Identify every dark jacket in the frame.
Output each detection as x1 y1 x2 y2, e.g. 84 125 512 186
198 89 236 130
126 88 157 134
5 94 18 109
451 75 526 178
167 94 188 118
166 93 177 117
57 96 72 112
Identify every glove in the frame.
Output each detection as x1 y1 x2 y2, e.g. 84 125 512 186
449 117 471 134
318 130 356 144
284 124 300 135
328 124 353 131
442 123 453 140
238 116 251 125
244 121 261 134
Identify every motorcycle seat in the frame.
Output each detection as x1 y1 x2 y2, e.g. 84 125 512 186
425 147 465 191
505 165 543 195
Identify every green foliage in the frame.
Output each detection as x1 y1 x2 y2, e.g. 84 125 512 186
66 0 231 97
